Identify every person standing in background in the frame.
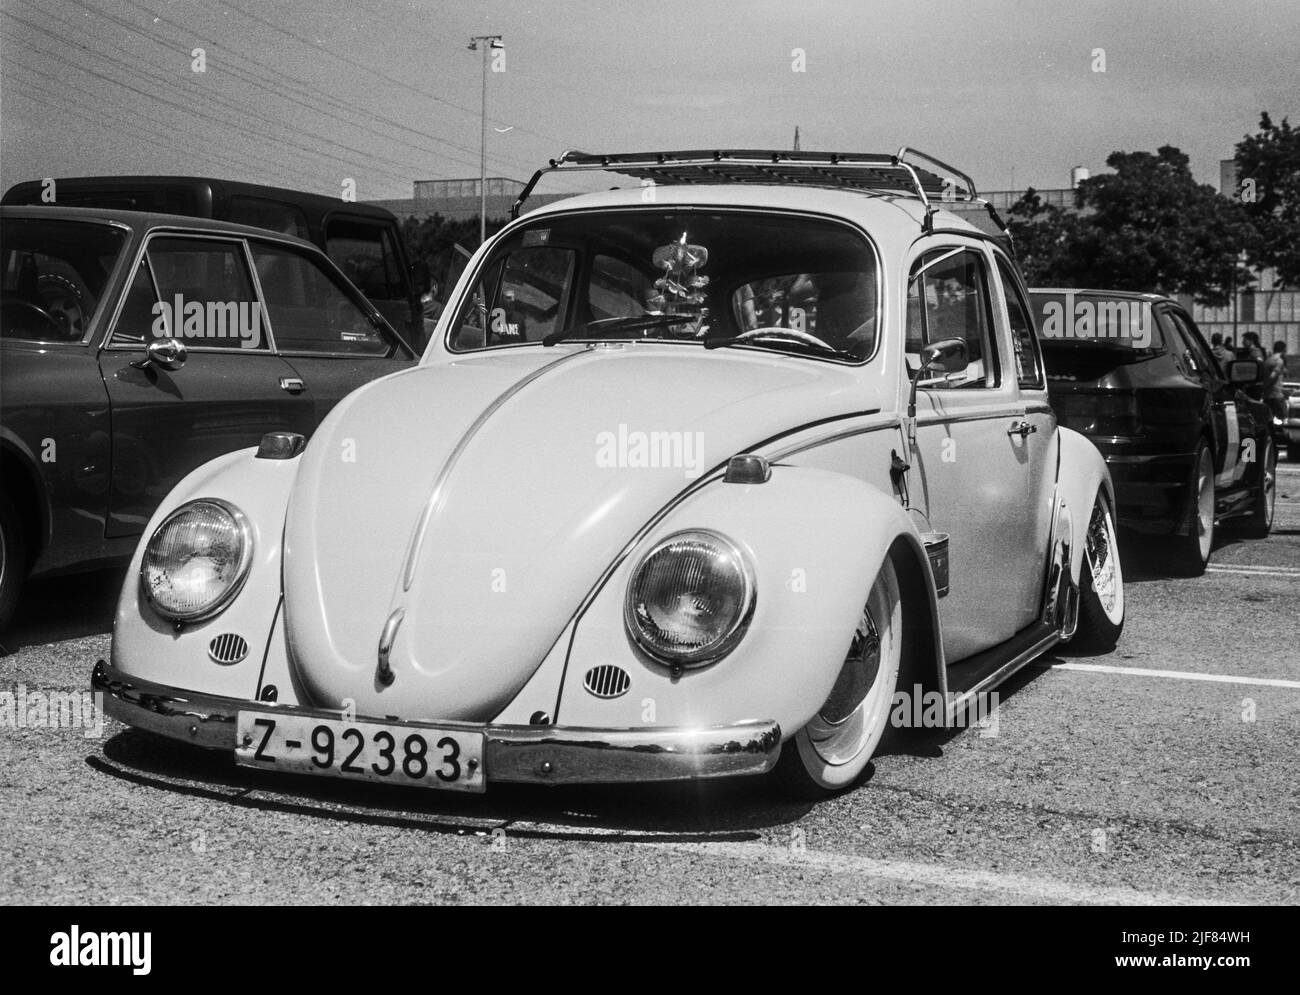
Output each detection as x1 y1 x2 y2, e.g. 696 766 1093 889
1263 341 1287 422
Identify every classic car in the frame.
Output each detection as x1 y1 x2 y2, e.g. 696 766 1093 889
1030 289 1276 575
93 149 1125 797
3 176 433 350
0 205 415 632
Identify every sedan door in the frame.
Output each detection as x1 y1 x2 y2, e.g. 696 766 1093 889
248 238 412 430
98 233 302 537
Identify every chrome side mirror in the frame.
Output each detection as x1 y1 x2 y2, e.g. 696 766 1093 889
906 337 969 447
130 337 188 372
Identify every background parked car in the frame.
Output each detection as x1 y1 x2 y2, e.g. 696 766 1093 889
1030 288 1277 574
2 175 433 350
1283 380 1300 462
0 205 415 631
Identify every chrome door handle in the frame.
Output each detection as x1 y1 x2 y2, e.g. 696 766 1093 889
279 377 306 393
1007 420 1037 437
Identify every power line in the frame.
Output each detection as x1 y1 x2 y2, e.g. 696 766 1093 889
2 9 425 191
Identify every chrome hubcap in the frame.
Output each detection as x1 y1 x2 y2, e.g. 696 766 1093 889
819 607 881 726
1086 504 1119 617
1195 450 1214 560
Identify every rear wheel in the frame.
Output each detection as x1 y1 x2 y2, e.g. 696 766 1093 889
1072 495 1125 652
1234 436 1276 539
775 558 902 797
0 491 25 634
1169 441 1214 576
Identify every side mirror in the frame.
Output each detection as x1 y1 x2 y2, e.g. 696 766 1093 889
920 336 969 374
130 337 187 372
1225 358 1263 384
907 337 969 446
410 259 432 296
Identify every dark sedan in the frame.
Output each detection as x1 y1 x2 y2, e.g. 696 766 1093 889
0 206 415 630
1030 289 1276 575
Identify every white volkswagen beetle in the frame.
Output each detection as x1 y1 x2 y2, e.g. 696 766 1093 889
93 149 1124 797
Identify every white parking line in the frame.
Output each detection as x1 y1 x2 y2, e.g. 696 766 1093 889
1039 660 1300 690
1205 564 1300 578
635 840 1228 905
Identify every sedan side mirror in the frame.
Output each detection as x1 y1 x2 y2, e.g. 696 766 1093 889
1225 358 1263 384
130 337 188 372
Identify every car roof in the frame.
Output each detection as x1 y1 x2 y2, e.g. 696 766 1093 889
0 204 319 249
521 183 987 241
1029 287 1173 304
2 175 399 222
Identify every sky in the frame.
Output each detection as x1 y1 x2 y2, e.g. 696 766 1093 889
1 0 1297 202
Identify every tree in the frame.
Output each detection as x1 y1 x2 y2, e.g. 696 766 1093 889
1006 146 1255 305
1005 188 1087 287
1235 112 1300 288
402 213 508 299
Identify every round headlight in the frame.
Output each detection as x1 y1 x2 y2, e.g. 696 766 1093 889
624 530 755 667
141 499 252 622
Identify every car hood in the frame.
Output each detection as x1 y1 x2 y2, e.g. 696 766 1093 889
282 345 877 720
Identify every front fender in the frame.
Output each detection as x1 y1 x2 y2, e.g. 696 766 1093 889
110 446 301 699
548 465 936 740
1057 427 1115 586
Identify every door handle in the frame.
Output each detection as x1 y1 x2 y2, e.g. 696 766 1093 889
1007 420 1037 438
279 377 306 394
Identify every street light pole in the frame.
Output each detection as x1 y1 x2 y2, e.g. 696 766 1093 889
468 34 502 246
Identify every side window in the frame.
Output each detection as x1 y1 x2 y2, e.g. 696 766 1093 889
996 257 1044 390
227 196 310 241
251 243 388 356
109 258 162 346
138 237 264 351
905 247 998 389
325 220 402 301
589 254 652 321
1168 310 1219 382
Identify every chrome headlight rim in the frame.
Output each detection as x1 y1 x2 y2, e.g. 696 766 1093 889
623 528 756 668
140 498 254 623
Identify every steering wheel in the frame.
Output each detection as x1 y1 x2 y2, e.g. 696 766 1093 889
1 298 63 340
37 274 89 340
731 326 840 353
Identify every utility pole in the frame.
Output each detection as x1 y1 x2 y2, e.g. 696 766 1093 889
468 34 503 245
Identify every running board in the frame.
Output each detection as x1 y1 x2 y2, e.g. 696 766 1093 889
944 621 1059 725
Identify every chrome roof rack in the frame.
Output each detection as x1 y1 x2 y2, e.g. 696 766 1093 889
511 147 1008 238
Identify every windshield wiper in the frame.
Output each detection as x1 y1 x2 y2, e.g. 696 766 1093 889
703 328 858 361
542 313 699 346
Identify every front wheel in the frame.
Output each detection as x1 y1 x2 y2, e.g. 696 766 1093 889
1071 495 1125 652
1234 436 1276 539
775 558 902 797
0 491 25 634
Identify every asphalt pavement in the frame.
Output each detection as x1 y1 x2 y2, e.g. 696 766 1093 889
2 465 1297 905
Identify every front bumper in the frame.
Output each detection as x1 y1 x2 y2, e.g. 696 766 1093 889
91 661 781 786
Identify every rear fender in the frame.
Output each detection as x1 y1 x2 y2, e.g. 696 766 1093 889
1056 427 1115 588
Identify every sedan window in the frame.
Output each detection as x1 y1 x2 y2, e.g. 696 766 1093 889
251 243 389 356
130 236 265 351
1 218 126 343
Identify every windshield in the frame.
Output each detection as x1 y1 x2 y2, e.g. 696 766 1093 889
448 210 880 362
1 218 128 343
1029 291 1163 352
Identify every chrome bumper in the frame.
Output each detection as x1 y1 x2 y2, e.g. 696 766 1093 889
91 661 781 785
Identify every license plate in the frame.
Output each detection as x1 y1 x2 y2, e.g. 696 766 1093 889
235 711 486 793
